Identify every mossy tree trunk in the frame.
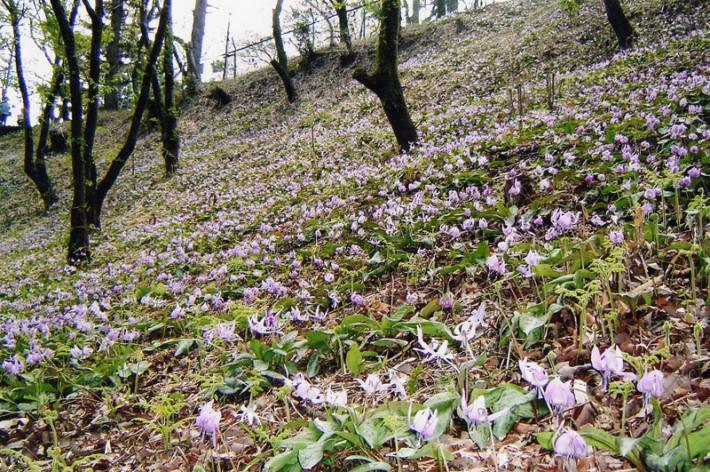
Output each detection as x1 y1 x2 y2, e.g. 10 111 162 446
354 0 417 152
603 0 634 50
83 0 104 228
330 0 354 61
434 0 446 18
50 0 90 262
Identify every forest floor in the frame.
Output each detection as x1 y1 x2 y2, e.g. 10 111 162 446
0 0 708 470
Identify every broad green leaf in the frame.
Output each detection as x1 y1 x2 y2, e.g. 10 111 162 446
298 442 324 469
174 339 195 356
535 431 554 450
346 343 363 376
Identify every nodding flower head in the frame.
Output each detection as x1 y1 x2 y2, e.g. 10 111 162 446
196 401 221 447
637 369 664 406
408 405 438 441
460 391 506 425
554 428 589 460
519 358 549 396
486 254 507 276
543 378 575 418
609 230 625 245
591 345 634 390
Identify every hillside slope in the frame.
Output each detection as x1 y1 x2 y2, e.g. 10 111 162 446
0 0 708 470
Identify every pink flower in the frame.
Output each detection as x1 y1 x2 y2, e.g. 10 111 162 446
408 405 438 441
350 293 365 306
170 304 186 319
196 401 221 447
356 374 389 396
543 378 575 419
486 254 507 276
554 428 589 459
406 292 419 305
460 391 506 425
519 358 549 396
591 345 635 389
324 388 348 408
524 250 542 267
440 295 454 310
508 179 522 196
415 326 455 366
609 230 624 245
637 369 664 406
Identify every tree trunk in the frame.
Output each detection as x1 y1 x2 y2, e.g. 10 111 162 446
92 2 168 226
61 97 70 120
354 0 417 152
50 0 90 262
5 0 57 209
332 0 354 61
51 0 167 261
162 0 179 175
411 0 420 24
273 0 288 70
83 0 104 228
141 0 178 175
446 0 458 13
270 59 298 103
1 48 13 100
190 0 207 81
603 0 634 50
104 0 125 109
435 0 446 18
272 0 297 102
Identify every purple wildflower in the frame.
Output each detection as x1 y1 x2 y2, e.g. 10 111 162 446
196 401 221 447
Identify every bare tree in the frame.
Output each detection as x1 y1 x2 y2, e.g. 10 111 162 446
328 0 354 61
354 0 417 152
304 0 335 47
271 0 297 103
1 0 58 209
104 0 125 109
273 0 288 69
189 0 207 82
404 0 422 25
162 0 179 174
50 0 168 262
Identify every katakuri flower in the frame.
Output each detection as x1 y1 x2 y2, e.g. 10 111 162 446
460 391 506 425
356 374 389 397
519 358 549 397
324 387 348 408
637 369 664 407
544 378 575 419
591 345 635 390
554 428 589 460
196 401 221 447
415 326 455 366
408 405 438 441
238 404 261 427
